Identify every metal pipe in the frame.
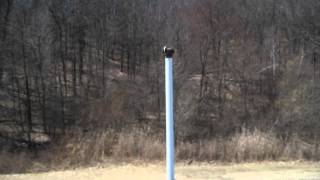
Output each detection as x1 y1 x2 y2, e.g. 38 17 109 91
163 46 175 180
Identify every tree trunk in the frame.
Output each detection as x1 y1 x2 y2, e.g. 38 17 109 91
21 30 33 149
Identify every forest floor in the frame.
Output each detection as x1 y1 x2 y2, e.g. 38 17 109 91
1 161 319 180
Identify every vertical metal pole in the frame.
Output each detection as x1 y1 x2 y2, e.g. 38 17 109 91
164 47 175 180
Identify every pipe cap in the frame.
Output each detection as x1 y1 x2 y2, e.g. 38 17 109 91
163 46 175 58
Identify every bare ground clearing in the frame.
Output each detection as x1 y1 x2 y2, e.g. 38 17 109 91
1 161 319 180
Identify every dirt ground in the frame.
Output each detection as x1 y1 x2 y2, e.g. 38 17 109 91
1 161 319 180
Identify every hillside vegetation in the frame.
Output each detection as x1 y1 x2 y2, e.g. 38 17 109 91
0 0 320 173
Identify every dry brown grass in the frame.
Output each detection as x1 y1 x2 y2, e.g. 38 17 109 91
113 130 164 160
1 128 319 174
176 129 319 162
225 129 282 161
52 130 116 166
35 129 320 162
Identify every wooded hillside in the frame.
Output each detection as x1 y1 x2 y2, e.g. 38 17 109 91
0 0 320 171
